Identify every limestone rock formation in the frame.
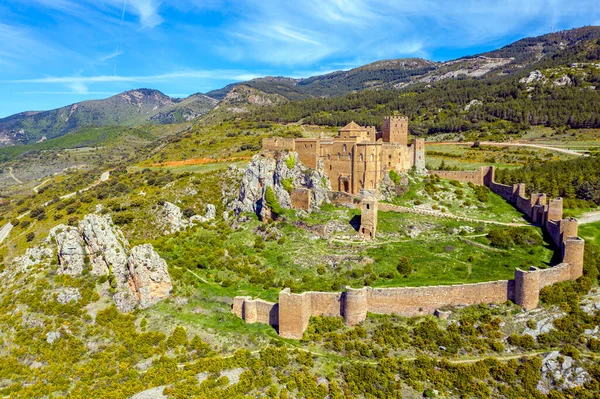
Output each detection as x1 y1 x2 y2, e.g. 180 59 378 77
127 244 172 308
48 225 86 276
79 214 129 277
13 213 172 312
157 201 192 234
520 70 547 85
233 152 330 218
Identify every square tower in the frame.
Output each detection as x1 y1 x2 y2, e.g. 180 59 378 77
360 197 378 240
382 116 408 146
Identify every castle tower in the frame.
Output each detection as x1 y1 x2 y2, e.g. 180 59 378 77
412 138 425 172
546 198 563 225
563 237 585 280
382 116 408 146
360 196 378 240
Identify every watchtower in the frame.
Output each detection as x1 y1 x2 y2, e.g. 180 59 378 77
360 197 378 240
382 116 408 146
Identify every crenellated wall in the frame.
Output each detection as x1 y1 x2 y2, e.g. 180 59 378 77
233 165 586 339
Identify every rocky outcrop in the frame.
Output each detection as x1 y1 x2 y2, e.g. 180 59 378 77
48 225 86 276
80 214 129 277
537 351 589 393
127 244 172 308
520 70 547 85
233 152 330 218
190 204 216 224
157 201 192 234
15 213 172 312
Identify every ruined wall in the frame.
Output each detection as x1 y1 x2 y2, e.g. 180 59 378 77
291 188 312 210
262 138 296 152
232 296 279 325
295 138 320 169
429 166 495 186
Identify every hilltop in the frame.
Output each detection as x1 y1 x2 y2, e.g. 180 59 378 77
0 89 216 146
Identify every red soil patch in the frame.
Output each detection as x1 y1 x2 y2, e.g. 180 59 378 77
150 156 252 167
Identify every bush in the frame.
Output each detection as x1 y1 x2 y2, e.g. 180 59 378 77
25 232 35 242
285 155 295 169
487 227 540 249
389 170 401 185
397 257 414 275
264 186 284 215
183 208 196 218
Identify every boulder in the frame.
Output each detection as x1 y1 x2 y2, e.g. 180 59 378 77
46 331 61 344
157 201 191 234
127 244 172 309
48 225 87 276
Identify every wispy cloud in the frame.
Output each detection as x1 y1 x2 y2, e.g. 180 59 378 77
100 49 125 62
8 70 263 85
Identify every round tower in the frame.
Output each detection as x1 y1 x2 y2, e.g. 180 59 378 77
343 287 368 325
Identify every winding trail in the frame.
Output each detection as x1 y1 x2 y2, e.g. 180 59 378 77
0 170 111 245
8 167 23 184
427 141 586 157
578 210 600 225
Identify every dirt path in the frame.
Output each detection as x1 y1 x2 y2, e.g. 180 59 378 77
8 167 23 184
33 179 51 194
579 211 600 225
427 141 586 157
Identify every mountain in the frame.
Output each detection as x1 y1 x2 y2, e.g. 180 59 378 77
0 89 217 146
206 26 600 101
205 58 437 101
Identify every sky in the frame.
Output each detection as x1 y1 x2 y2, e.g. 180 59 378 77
0 0 599 118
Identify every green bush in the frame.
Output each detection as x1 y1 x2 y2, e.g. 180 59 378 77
264 186 284 215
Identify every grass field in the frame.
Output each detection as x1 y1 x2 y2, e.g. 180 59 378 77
425 143 574 170
579 221 600 245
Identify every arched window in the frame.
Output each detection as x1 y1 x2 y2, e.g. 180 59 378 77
359 154 363 162
343 144 347 152
370 154 374 161
338 153 341 160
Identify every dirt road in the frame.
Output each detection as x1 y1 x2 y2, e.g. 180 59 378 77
427 141 586 157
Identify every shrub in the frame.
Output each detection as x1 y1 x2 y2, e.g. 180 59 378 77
285 155 295 169
25 232 35 242
264 186 284 215
281 178 293 194
389 170 401 185
397 257 414 275
183 208 196 218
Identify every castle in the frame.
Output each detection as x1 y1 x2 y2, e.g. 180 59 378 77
262 116 425 195
233 166 586 339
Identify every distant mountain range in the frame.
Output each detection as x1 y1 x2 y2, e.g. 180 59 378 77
0 89 216 146
2 26 599 147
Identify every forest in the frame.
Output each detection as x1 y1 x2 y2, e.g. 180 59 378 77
495 156 600 207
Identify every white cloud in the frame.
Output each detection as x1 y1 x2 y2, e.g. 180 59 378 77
100 49 125 62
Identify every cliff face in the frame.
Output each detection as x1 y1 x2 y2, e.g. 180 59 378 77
233 151 331 218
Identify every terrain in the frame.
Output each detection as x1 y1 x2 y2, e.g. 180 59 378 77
0 26 600 399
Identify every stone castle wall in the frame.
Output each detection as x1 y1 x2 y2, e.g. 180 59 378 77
291 188 312 210
233 165 586 339
428 166 495 186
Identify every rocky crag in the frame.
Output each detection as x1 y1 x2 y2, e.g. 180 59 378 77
16 213 173 311
232 151 331 219
156 201 216 234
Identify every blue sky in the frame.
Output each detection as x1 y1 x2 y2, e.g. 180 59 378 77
0 0 599 118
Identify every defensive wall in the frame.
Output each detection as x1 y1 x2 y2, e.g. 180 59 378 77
233 165 586 339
